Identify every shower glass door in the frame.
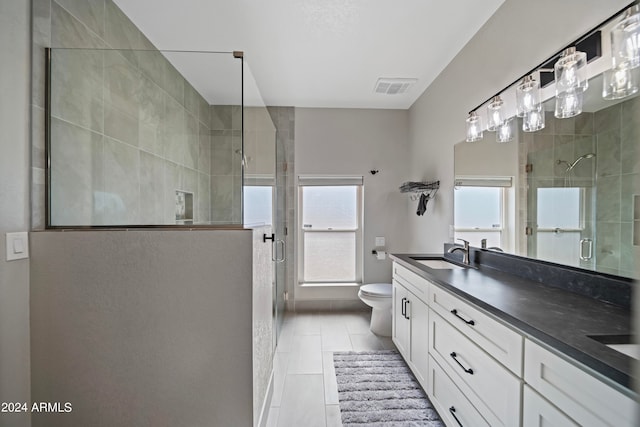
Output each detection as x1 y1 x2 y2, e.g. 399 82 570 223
526 133 597 270
241 61 284 350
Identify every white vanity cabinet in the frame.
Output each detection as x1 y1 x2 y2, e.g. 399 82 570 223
391 260 636 427
523 339 637 427
392 263 430 388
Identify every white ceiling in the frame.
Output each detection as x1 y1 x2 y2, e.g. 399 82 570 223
114 0 505 109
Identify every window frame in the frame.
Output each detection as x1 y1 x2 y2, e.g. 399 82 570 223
297 177 363 287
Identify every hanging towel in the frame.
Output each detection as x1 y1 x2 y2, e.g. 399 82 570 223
416 193 429 216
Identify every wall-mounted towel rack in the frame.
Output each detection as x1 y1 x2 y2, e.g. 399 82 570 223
400 181 439 216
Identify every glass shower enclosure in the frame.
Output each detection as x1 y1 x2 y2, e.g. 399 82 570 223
45 47 284 344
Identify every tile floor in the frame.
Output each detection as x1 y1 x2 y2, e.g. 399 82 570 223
266 310 397 427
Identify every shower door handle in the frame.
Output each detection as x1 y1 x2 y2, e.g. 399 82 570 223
579 238 593 261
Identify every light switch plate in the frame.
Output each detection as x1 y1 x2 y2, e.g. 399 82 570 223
375 236 385 247
6 232 29 261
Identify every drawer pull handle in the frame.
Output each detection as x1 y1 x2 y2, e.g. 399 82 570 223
449 406 463 427
401 297 406 317
450 352 474 375
451 309 475 326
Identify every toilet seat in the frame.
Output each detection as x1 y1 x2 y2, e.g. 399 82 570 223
359 283 392 298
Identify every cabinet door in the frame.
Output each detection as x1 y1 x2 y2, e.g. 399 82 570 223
392 281 410 357
409 296 429 388
524 339 638 427
523 385 579 427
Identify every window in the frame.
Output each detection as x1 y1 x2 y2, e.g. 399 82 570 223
298 177 363 285
535 187 585 266
243 185 273 226
454 177 512 249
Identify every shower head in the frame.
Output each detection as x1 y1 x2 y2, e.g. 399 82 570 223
566 153 596 172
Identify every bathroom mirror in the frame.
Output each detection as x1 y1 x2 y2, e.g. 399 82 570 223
455 75 639 279
454 34 640 280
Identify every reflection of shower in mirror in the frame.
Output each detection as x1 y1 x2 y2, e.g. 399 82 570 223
556 153 596 186
556 152 596 172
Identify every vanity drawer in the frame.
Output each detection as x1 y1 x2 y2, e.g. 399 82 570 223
429 284 523 375
430 310 522 427
393 262 430 303
524 339 637 427
427 355 490 427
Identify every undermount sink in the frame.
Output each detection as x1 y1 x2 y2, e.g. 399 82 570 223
588 334 639 360
411 258 468 270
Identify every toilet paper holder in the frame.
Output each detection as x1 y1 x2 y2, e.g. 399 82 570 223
371 249 387 260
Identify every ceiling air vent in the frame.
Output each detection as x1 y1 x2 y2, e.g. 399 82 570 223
374 78 418 95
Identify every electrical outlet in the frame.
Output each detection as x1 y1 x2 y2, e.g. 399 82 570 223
375 236 385 247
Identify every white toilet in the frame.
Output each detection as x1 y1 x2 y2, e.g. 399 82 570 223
358 283 393 337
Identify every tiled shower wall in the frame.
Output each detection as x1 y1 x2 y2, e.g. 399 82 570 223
520 95 639 278
593 96 639 277
210 105 242 223
31 0 242 227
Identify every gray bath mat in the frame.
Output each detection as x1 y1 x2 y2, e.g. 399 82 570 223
333 350 444 426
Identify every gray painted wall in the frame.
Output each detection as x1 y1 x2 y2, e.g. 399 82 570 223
295 108 410 305
0 1 31 426
30 230 256 427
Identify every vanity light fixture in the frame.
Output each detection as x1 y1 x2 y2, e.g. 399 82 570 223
486 95 505 131
603 65 639 99
603 4 640 101
496 117 514 143
522 109 545 132
516 75 542 117
555 89 583 118
611 4 640 69
465 111 483 142
464 2 634 140
554 47 588 118
554 47 589 94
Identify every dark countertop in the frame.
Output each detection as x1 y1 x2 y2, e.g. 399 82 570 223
390 253 635 394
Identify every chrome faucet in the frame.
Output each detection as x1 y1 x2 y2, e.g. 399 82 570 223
480 238 504 252
448 238 470 265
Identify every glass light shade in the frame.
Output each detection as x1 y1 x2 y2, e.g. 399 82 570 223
523 109 545 132
465 111 483 142
611 6 640 69
555 89 583 118
516 75 541 117
555 47 588 95
496 118 514 143
603 66 639 99
486 96 505 131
